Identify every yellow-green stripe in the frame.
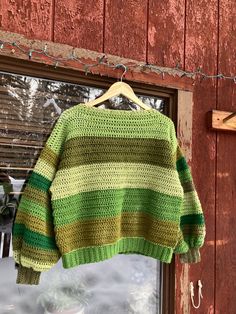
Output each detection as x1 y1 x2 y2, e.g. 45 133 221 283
50 162 184 200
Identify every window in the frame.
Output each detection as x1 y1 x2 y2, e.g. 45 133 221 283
0 70 177 314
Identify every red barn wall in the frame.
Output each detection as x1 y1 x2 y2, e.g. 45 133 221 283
0 1 235 313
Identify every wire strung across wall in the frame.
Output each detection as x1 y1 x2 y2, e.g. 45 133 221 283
0 40 235 83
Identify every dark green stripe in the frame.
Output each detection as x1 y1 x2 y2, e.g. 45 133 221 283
181 224 205 234
178 168 192 183
181 214 205 225
52 188 182 226
13 224 57 250
59 136 175 169
181 181 194 192
28 172 52 192
176 157 188 172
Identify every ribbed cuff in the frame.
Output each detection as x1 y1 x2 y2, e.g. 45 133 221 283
180 248 201 263
16 265 41 285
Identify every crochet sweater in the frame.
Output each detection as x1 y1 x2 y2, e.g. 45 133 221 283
12 104 206 285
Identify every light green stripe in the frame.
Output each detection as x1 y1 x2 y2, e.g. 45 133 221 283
18 198 52 222
33 159 56 182
50 162 184 200
13 249 58 272
66 106 171 141
182 191 202 215
67 125 170 141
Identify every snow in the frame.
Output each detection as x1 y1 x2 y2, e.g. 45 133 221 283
0 255 160 314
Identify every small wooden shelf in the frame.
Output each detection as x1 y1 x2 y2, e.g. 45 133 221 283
209 110 236 132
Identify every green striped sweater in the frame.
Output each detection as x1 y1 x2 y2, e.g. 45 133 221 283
13 104 206 285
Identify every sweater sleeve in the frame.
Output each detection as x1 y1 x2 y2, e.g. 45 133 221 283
174 144 206 263
12 112 67 285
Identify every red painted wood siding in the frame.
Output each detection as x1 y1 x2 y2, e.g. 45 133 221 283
216 1 236 313
0 1 236 313
104 0 148 60
184 1 218 313
148 0 185 68
54 0 104 51
0 0 54 40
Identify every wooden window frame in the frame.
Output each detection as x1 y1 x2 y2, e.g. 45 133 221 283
0 55 193 314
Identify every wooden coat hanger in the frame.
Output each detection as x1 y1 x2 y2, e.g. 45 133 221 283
85 65 151 110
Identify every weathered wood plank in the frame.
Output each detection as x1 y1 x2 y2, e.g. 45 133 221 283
148 0 185 68
217 1 236 109
104 0 148 60
210 110 236 132
54 0 104 51
175 90 193 314
0 30 195 91
177 0 218 313
0 0 53 40
216 0 236 313
147 3 190 312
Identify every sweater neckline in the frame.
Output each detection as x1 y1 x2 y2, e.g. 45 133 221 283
77 103 158 117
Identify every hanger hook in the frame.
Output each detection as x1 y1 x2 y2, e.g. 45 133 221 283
115 64 127 82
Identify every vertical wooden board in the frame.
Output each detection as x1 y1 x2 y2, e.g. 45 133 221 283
185 0 218 72
215 134 236 314
178 1 218 313
54 0 104 52
148 0 185 68
217 1 236 108
0 0 53 41
175 90 193 314
216 1 236 313
104 0 147 61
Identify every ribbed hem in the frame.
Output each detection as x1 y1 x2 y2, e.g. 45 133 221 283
179 248 201 263
62 238 173 268
16 265 41 285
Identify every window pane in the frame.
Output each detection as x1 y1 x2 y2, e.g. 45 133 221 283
0 72 169 314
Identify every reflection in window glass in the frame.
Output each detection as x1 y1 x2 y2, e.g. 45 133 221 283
0 72 168 314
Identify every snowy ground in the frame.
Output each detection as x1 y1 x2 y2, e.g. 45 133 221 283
0 255 160 314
